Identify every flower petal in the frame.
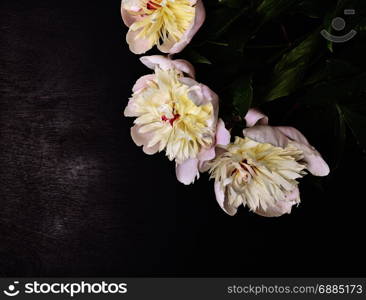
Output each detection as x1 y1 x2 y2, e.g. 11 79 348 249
159 0 206 54
121 8 138 27
172 59 195 79
244 125 330 177
214 182 226 212
124 99 137 117
197 147 215 164
132 74 155 93
121 0 141 12
291 141 330 177
198 120 229 172
140 55 174 71
140 56 196 78
157 37 175 54
192 84 219 124
216 119 230 146
176 158 199 185
126 29 154 54
214 182 237 216
255 187 300 217
179 77 198 87
131 125 159 155
125 75 155 117
186 83 218 112
244 108 269 127
276 126 310 146
276 127 330 177
243 125 289 148
201 84 219 106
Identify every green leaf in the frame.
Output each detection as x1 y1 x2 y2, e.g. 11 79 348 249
229 0 301 51
257 0 301 23
232 76 253 117
295 0 335 19
334 104 347 169
304 59 359 87
218 0 243 9
213 6 250 39
184 49 212 65
339 104 366 151
300 73 366 106
262 31 323 102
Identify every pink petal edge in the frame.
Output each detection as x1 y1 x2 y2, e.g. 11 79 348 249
216 119 230 146
130 125 159 155
255 187 300 217
244 108 269 128
159 0 205 54
176 158 199 185
126 29 153 54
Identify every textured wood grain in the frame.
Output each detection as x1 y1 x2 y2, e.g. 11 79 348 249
0 0 365 277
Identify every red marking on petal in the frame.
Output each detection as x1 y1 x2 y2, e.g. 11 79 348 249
170 114 180 126
161 114 180 126
147 1 161 10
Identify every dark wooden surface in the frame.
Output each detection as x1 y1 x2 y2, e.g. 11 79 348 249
0 0 365 277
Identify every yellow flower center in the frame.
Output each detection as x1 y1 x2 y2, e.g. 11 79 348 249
132 68 215 163
130 0 195 47
208 137 306 212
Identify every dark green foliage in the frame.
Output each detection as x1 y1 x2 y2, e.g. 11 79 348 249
179 0 366 163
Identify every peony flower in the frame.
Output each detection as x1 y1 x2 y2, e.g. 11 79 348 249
206 109 330 217
121 0 206 54
124 55 226 184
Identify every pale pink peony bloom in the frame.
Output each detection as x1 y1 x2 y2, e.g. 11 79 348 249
124 55 225 184
121 0 206 54
207 109 330 217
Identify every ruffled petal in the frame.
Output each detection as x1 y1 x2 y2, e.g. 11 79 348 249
157 37 176 54
126 29 154 54
276 127 330 177
214 182 237 216
186 84 219 128
172 59 195 79
176 158 199 185
121 8 139 27
158 0 205 54
125 75 156 117
124 99 137 117
140 55 174 71
198 120 229 173
201 84 219 112
276 126 310 146
121 0 142 12
244 108 269 127
132 74 155 93
179 77 198 87
291 141 330 177
216 119 230 146
243 125 289 148
197 147 215 162
131 125 159 155
255 187 300 217
186 83 218 116
214 182 226 212
244 125 330 177
140 56 196 78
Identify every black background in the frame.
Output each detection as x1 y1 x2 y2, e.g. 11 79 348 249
0 0 365 277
